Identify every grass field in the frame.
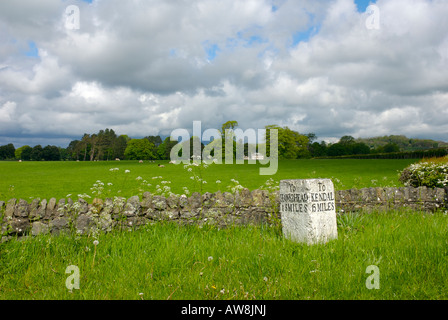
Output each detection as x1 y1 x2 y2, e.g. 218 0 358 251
4 158 445 301
1 210 447 300
0 159 416 202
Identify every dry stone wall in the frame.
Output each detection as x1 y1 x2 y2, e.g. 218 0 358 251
1 186 447 242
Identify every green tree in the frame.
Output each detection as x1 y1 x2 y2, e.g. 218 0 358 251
20 145 33 161
266 125 310 159
96 128 118 161
144 135 163 159
327 143 346 156
89 133 98 161
157 137 178 160
66 140 82 160
221 121 238 134
383 142 400 153
114 135 129 160
0 143 15 160
15 145 31 160
145 136 163 148
80 134 91 161
352 142 371 155
339 135 356 146
124 139 155 160
309 141 328 157
42 145 61 161
30 145 43 161
59 147 69 161
220 120 239 160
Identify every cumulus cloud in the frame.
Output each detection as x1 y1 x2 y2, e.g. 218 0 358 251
0 0 447 147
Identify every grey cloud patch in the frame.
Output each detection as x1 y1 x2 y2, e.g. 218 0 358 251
0 0 447 148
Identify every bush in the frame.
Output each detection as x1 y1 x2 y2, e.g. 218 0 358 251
399 157 448 188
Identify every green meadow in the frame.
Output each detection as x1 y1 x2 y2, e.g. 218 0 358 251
3 158 447 300
0 159 416 202
1 211 447 299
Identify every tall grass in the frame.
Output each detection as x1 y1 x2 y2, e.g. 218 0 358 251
1 209 447 300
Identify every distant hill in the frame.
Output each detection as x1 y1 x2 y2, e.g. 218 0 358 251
356 135 448 152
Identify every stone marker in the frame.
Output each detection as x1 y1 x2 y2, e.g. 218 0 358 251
280 179 338 244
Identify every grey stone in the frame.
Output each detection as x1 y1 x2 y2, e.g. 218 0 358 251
112 197 126 215
188 192 202 209
166 194 179 209
31 221 50 236
152 195 167 211
45 198 57 218
76 214 94 234
50 217 69 234
252 189 269 207
48 198 57 210
179 208 200 219
123 196 140 216
98 212 113 232
77 198 89 214
101 198 114 215
222 192 234 207
126 216 147 228
38 199 47 219
280 179 338 244
141 192 153 210
202 192 214 208
14 199 29 217
5 199 16 218
178 194 188 208
57 199 66 216
9 218 30 235
240 188 253 207
29 199 41 221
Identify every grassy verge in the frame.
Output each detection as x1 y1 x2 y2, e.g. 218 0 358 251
1 209 447 300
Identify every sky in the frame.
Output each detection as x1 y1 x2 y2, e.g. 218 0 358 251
0 0 447 148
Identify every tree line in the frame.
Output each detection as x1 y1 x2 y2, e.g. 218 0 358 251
0 128 178 161
0 124 445 161
308 135 402 157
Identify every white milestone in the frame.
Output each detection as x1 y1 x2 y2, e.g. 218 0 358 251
280 179 338 244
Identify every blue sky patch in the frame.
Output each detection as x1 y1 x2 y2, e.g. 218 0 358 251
24 41 39 58
292 25 320 47
354 0 377 13
203 42 220 61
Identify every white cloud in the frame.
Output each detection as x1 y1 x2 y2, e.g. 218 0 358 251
0 101 16 122
0 0 447 147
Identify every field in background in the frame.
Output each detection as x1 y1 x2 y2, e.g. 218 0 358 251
0 159 416 202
